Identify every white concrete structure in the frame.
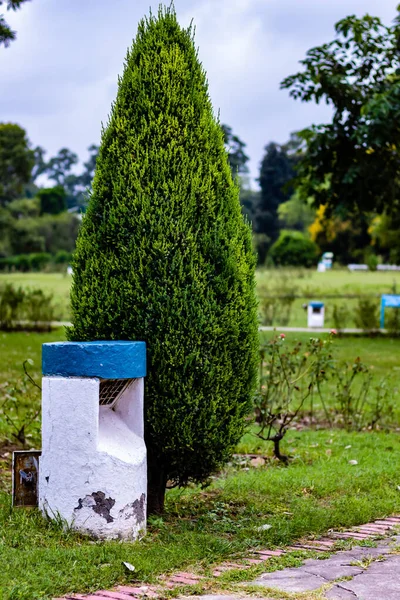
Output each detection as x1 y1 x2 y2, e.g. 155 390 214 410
307 301 325 328
39 341 147 540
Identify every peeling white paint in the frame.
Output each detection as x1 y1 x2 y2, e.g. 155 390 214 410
39 377 147 540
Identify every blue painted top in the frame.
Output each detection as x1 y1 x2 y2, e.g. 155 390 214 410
310 301 324 309
381 294 400 308
42 341 146 379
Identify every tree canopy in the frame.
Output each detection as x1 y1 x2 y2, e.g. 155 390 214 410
0 123 34 206
0 0 30 47
221 124 249 179
257 142 296 243
281 6 400 215
68 6 259 513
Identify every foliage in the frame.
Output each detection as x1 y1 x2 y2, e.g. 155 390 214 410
37 186 67 215
309 204 371 265
332 303 351 331
385 307 400 333
269 230 318 267
365 252 379 272
369 212 400 264
1 205 80 257
256 335 394 458
278 190 315 233
0 251 73 272
0 283 54 330
258 271 298 326
34 145 99 209
354 298 380 330
255 335 332 461
257 142 296 243
240 187 260 228
252 232 270 266
45 148 78 187
332 358 393 431
1 329 400 599
2 425 400 599
53 249 72 264
6 196 40 219
0 123 34 205
0 0 30 47
68 7 259 513
281 7 400 214
221 124 249 178
0 361 41 446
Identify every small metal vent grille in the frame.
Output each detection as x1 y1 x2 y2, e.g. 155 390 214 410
99 378 135 408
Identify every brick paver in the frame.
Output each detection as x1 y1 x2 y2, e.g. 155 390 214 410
59 515 400 600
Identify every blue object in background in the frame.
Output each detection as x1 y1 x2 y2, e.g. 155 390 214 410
380 295 400 329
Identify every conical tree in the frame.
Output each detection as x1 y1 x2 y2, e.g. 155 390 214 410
68 5 259 514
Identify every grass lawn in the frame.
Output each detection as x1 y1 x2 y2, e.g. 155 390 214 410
1 330 400 598
1 429 400 599
257 268 400 328
256 267 400 295
2 268 400 327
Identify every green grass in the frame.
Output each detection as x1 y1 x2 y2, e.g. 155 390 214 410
1 330 400 598
1 329 399 451
1 428 400 599
2 268 400 327
256 267 400 328
0 329 64 447
256 267 400 295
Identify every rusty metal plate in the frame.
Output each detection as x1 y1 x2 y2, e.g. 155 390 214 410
12 450 41 507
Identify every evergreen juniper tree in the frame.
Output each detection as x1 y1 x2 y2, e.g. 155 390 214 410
67 5 259 513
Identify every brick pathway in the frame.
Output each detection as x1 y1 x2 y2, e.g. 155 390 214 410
56 515 400 600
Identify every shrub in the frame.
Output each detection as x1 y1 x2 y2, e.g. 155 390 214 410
28 252 52 271
366 252 379 271
255 335 333 461
22 288 54 326
68 7 259 513
354 298 379 330
258 271 298 326
0 284 25 328
0 284 54 330
269 230 319 267
54 250 72 264
252 233 270 265
37 186 67 215
332 302 351 330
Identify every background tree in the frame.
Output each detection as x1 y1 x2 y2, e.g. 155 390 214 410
78 144 99 188
368 212 400 264
0 123 34 206
281 7 400 214
257 142 296 244
278 190 315 233
37 186 67 215
269 230 319 267
309 204 371 264
31 145 47 182
221 124 249 178
68 7 259 514
0 0 30 47
45 147 78 187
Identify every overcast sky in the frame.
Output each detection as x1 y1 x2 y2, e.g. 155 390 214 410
0 0 397 187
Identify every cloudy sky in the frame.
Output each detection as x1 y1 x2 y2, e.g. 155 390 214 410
1 0 397 186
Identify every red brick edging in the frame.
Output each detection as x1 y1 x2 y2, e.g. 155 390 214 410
56 515 400 599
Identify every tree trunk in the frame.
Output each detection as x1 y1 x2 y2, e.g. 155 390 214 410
147 460 168 515
273 434 289 464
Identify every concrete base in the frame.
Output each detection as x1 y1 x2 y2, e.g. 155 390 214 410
39 376 147 540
